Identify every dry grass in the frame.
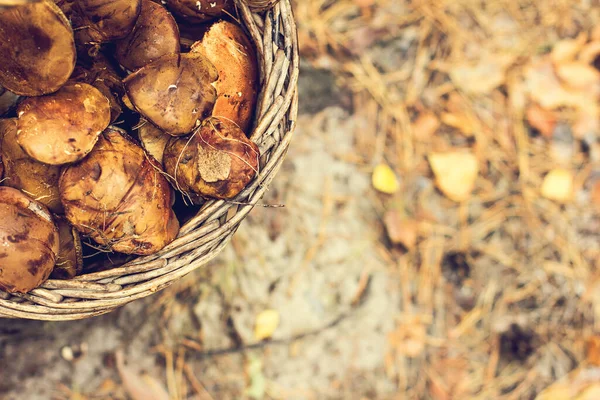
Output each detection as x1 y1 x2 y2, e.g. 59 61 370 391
296 0 600 398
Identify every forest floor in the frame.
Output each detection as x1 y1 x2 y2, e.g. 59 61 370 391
2 0 600 399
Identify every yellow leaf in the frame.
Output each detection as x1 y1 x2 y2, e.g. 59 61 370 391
551 33 587 64
428 152 478 202
556 62 600 89
372 163 399 194
541 168 573 203
536 383 572 400
575 384 600 400
254 309 280 340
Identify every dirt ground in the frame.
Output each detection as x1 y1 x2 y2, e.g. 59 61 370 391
2 1 600 399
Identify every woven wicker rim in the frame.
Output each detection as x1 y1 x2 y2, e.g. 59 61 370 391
0 0 299 321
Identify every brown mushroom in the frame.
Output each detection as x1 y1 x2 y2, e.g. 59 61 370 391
191 20 259 134
16 82 111 165
0 0 76 96
115 0 180 72
60 127 180 255
69 56 125 123
163 116 259 200
123 52 218 136
0 187 60 293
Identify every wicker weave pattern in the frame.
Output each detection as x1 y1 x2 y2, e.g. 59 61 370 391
0 0 299 321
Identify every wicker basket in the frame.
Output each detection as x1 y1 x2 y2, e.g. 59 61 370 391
0 0 299 321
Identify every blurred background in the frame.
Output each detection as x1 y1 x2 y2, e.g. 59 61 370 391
2 0 600 399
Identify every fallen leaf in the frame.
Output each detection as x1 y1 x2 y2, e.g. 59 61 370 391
526 103 557 137
449 53 515 95
541 168 573 203
116 351 169 400
413 111 440 140
556 62 600 89
372 163 400 194
441 112 475 136
536 383 573 400
587 336 600 366
575 384 600 400
428 152 479 202
524 59 588 110
254 309 280 340
536 366 600 400
441 93 475 136
383 210 418 250
551 33 587 64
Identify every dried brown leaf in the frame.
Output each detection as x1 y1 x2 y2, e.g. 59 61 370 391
384 211 418 250
526 103 557 138
116 351 170 400
413 111 440 140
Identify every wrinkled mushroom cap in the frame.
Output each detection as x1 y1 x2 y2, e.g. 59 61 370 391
75 0 141 43
115 0 180 72
123 52 218 136
163 116 260 200
60 127 180 255
17 82 111 165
